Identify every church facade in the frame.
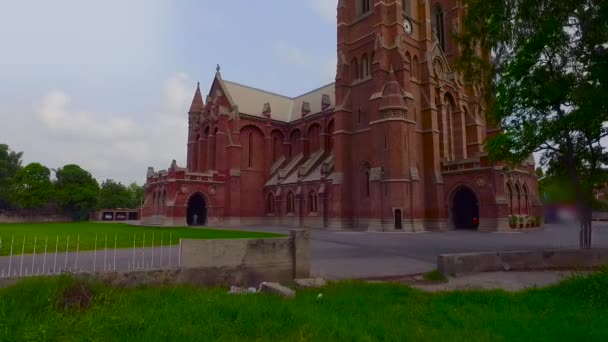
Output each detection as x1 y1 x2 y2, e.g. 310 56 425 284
141 0 541 231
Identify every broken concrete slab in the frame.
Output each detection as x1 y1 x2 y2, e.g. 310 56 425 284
259 282 295 298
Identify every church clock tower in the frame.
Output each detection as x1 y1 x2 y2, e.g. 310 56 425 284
331 0 448 231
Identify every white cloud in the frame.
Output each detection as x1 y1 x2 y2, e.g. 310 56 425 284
1 74 195 185
38 91 142 143
277 43 311 66
310 0 338 22
276 41 337 84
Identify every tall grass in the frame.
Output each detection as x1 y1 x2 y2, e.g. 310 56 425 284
0 271 607 341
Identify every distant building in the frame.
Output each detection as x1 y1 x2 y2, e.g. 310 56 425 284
96 209 140 222
142 0 541 231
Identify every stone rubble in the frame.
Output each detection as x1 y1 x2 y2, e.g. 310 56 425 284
227 286 258 295
294 278 327 288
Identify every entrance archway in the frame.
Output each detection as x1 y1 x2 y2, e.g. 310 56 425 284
187 193 207 226
452 187 479 230
394 209 403 230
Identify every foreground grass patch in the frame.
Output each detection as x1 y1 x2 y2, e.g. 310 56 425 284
0 222 282 256
423 270 447 282
0 271 607 341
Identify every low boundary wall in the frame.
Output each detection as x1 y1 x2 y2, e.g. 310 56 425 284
438 249 608 276
0 229 310 288
0 214 71 224
178 229 309 285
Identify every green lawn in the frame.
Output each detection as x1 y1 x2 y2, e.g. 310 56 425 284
0 271 607 341
0 222 282 256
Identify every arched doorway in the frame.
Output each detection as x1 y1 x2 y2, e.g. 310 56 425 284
394 209 403 230
187 193 207 226
452 187 479 230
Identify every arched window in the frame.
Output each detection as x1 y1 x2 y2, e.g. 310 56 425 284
432 4 446 51
405 52 412 79
308 124 321 153
365 170 371 197
351 58 359 80
515 184 522 215
523 184 530 215
361 55 369 78
361 163 371 197
361 0 371 14
192 134 201 171
507 183 514 215
289 129 302 157
152 192 157 215
286 192 295 214
248 133 253 168
412 56 419 79
212 127 219 170
272 136 279 162
308 191 318 213
327 120 335 152
266 193 274 214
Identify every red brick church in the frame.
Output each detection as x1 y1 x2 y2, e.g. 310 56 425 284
142 0 541 231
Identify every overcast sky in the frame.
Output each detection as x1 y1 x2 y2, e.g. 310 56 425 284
0 0 338 185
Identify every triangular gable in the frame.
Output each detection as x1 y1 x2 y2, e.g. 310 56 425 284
207 70 238 111
428 40 453 80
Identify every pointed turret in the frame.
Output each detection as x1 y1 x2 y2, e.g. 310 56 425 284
188 82 204 114
379 68 407 111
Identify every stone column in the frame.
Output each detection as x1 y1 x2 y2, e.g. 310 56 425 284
290 229 310 279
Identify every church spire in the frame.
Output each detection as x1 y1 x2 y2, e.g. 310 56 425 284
188 82 204 114
379 68 407 110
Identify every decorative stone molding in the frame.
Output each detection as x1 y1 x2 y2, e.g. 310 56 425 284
475 176 488 188
321 94 331 111
301 102 311 116
332 173 344 184
410 167 420 181
370 167 383 181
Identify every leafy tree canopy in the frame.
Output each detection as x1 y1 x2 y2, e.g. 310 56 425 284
128 182 145 209
458 0 608 248
0 144 23 210
11 163 54 209
99 179 132 209
55 164 99 220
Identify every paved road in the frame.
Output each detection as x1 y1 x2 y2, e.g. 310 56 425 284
1 221 606 280
237 221 608 279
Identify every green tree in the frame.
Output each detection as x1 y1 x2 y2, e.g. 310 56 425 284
458 0 608 248
0 144 23 210
98 179 131 209
55 164 100 220
128 182 145 209
11 163 54 209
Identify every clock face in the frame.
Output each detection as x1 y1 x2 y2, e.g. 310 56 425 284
403 18 413 35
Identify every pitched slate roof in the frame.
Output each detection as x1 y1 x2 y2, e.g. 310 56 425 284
222 80 335 122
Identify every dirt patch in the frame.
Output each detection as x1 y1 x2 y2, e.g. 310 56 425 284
56 281 95 312
361 273 448 286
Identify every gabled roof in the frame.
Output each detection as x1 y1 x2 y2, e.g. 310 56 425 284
221 79 335 122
